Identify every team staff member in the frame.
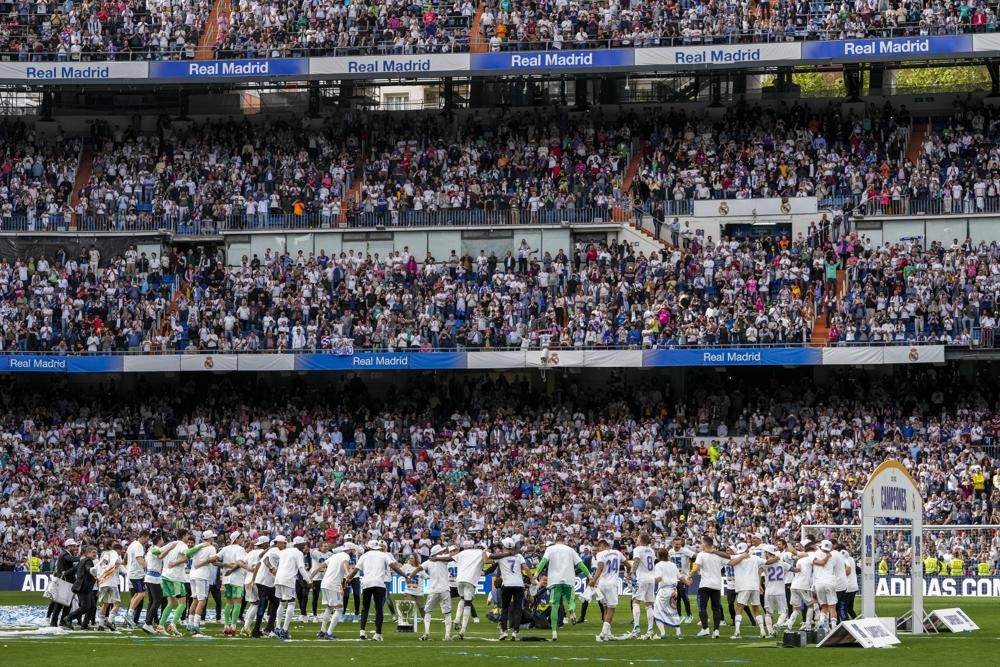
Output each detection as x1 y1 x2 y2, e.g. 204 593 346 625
64 545 99 630
689 535 730 639
48 539 79 627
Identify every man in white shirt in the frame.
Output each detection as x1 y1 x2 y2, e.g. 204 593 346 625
347 540 408 641
241 535 270 637
652 547 688 639
589 539 626 641
629 533 657 639
453 539 503 639
125 530 150 628
95 541 126 631
187 530 218 635
274 536 312 639
831 539 850 622
812 539 843 633
310 545 352 639
762 544 792 633
668 537 696 623
689 535 730 638
252 535 284 637
840 546 859 620
786 540 815 631
493 538 530 641
217 531 251 636
535 538 591 640
413 544 454 641
727 542 766 639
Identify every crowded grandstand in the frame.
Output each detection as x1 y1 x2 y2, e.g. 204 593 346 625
0 4 998 662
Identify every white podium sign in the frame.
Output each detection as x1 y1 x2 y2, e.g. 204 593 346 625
818 618 901 648
927 608 979 632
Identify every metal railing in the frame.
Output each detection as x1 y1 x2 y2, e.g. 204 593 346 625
0 22 985 61
837 194 1000 218
60 206 634 234
0 335 981 356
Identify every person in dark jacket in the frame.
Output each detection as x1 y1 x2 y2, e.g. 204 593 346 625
64 545 98 629
48 539 80 627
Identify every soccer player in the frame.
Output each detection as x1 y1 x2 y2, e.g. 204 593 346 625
668 537 696 623
347 539 408 641
95 541 126 630
401 553 428 629
629 533 657 639
252 534 283 637
217 531 251 636
155 530 202 636
651 548 687 639
412 544 454 641
495 537 531 640
689 535 729 639
535 537 590 641
142 531 165 633
311 544 352 639
453 539 497 640
338 533 363 619
589 539 625 642
188 530 218 635
241 535 271 637
761 546 792 634
125 530 150 628
785 541 814 631
811 539 843 634
841 546 859 620
274 536 312 639
727 542 766 639
308 540 332 623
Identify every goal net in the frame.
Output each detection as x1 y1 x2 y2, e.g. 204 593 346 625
803 524 1000 597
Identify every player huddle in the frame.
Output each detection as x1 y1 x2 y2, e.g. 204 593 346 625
49 527 857 643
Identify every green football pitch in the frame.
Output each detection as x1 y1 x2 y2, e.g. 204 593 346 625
0 592 995 667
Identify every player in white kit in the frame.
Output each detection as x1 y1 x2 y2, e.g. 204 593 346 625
786 540 815 630
668 537 696 623
628 533 657 639
811 539 843 634
651 548 688 639
761 545 792 634
309 546 351 639
589 539 626 641
413 545 455 641
727 542 766 639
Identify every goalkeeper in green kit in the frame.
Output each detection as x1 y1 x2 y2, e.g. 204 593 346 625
534 538 591 641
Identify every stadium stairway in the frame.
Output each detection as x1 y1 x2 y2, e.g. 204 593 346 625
470 2 487 53
340 177 365 225
906 121 928 164
69 143 94 231
622 142 647 195
197 0 231 60
809 268 846 346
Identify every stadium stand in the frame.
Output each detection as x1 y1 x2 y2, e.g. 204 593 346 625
0 367 997 572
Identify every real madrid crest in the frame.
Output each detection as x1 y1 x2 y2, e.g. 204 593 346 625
718 201 729 215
